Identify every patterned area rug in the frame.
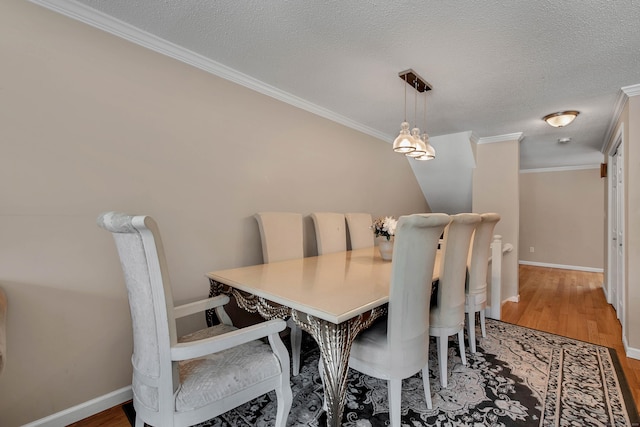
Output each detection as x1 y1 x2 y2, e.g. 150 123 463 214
124 319 639 426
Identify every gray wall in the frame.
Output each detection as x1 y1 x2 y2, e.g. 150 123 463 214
0 2 429 425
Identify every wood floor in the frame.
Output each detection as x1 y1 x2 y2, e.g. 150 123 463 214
70 265 640 426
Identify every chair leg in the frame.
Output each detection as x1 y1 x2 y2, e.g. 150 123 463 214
388 378 402 427
421 365 433 409
290 324 301 376
135 415 144 427
274 377 293 427
457 329 467 366
479 310 487 338
467 311 476 354
437 335 448 388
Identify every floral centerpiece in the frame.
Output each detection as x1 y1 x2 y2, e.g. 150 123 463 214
371 216 398 241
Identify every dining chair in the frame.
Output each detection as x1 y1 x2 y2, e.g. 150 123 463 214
429 212 481 388
465 212 501 353
345 212 374 250
98 212 292 427
348 213 451 426
310 212 347 255
255 211 304 376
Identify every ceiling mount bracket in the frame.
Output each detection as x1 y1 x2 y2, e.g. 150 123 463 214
398 69 432 93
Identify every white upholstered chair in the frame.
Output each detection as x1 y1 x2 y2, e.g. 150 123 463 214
310 212 347 255
345 212 374 250
465 213 501 353
429 213 481 388
97 212 292 427
348 213 451 426
255 212 304 376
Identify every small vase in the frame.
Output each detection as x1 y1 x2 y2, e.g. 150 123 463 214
377 237 394 261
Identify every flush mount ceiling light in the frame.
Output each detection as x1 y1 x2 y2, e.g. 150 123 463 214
392 69 433 158
542 110 580 127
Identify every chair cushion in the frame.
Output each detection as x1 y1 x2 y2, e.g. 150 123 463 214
349 317 390 369
465 291 487 308
430 301 465 330
175 324 282 412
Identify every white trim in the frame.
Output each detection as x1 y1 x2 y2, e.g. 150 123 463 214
623 335 640 360
606 126 624 317
477 132 524 144
29 0 392 143
520 164 600 174
519 260 603 273
622 84 640 97
602 89 629 153
504 295 520 303
601 84 640 153
22 386 132 427
601 285 612 305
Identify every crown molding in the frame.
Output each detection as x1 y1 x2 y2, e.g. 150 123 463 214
601 88 629 153
601 83 640 153
519 164 600 174
29 0 392 143
477 132 524 144
622 83 640 97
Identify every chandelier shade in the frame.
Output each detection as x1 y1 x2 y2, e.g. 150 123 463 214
406 133 427 157
392 121 416 153
416 134 435 161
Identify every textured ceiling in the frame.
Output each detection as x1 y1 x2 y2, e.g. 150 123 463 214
37 0 640 169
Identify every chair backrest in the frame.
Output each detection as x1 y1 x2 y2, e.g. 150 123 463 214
345 212 374 250
387 213 450 368
97 212 177 417
435 213 482 326
310 212 346 255
255 212 304 263
467 213 501 295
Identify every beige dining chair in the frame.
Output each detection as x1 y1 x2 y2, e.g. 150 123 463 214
98 212 292 427
345 212 374 250
465 213 501 353
429 212 481 388
348 213 451 426
255 212 304 376
310 212 347 255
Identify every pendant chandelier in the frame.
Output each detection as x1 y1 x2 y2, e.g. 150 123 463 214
392 69 435 161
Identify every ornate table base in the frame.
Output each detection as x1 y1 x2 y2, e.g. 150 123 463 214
208 279 386 426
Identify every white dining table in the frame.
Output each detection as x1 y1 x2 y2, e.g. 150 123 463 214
206 246 441 426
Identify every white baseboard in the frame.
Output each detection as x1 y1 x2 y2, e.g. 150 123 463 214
519 260 604 273
623 335 640 360
504 295 520 303
601 285 612 304
22 386 132 427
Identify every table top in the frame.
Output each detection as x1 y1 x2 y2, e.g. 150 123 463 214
207 246 442 324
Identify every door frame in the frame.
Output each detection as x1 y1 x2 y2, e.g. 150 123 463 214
606 125 625 330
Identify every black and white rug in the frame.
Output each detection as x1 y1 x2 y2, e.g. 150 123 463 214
124 319 639 426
